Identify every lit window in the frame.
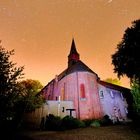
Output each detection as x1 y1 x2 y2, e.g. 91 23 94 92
99 91 104 98
110 91 114 98
80 84 86 99
121 93 124 100
61 87 64 100
61 83 65 100
124 107 128 114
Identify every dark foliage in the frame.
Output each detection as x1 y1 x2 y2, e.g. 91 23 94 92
44 114 85 131
131 79 140 116
112 19 140 81
0 45 44 130
100 115 113 126
83 119 94 127
83 119 101 127
18 79 45 112
0 45 24 129
45 114 62 131
61 115 85 129
42 114 116 131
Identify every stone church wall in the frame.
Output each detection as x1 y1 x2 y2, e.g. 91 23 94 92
98 84 128 122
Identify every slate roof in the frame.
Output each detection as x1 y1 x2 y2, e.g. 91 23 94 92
56 60 98 81
99 80 130 91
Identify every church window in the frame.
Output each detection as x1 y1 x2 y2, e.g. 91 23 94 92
110 91 114 98
99 91 104 98
80 84 86 99
124 107 128 114
61 83 65 100
120 93 124 100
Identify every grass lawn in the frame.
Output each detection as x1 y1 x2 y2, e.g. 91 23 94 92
13 124 140 140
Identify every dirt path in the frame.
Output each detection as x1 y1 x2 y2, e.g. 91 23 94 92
15 124 140 140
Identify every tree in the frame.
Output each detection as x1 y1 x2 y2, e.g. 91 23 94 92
14 79 45 127
112 19 140 122
0 45 24 122
104 78 121 86
112 19 140 82
17 79 45 112
0 44 45 129
131 79 140 115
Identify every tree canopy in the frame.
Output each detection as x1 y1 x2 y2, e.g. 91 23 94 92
0 45 24 121
112 19 140 82
104 78 121 86
18 79 45 112
0 44 45 129
131 79 140 115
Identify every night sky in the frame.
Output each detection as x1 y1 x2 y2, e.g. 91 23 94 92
0 0 140 87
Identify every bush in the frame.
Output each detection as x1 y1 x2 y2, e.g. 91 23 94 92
45 114 62 131
83 119 101 127
90 120 101 127
100 115 113 126
61 116 85 130
83 119 93 127
43 114 117 131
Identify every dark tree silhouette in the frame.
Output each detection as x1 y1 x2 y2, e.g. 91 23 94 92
112 19 140 82
0 44 24 123
131 79 140 114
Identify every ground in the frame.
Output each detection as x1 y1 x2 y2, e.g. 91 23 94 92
11 124 140 140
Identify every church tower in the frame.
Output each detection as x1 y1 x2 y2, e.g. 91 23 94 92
41 38 130 121
68 39 80 67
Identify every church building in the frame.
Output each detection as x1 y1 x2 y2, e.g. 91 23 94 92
41 39 132 122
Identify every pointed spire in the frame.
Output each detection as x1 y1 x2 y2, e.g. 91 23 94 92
68 38 80 67
69 38 79 55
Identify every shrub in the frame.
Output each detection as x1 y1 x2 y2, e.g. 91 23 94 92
83 119 93 127
40 117 45 130
45 114 62 131
83 119 101 127
90 120 101 127
100 115 113 126
61 116 85 129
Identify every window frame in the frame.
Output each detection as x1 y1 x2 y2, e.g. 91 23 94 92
120 92 124 101
99 90 104 99
80 83 86 100
110 90 114 98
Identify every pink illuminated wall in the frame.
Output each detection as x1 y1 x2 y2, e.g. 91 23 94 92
42 40 129 121
42 71 103 120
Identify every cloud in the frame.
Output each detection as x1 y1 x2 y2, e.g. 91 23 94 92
107 0 113 3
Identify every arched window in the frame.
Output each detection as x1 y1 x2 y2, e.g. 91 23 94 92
110 91 114 98
120 93 124 100
80 84 86 98
61 83 65 100
99 91 104 99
